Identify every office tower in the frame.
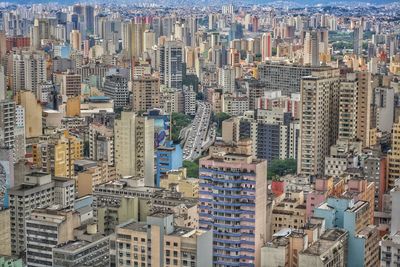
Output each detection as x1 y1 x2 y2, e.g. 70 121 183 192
258 63 332 96
70 29 82 51
218 66 235 93
52 227 110 267
10 173 55 256
60 72 81 97
159 40 183 90
84 5 95 33
198 143 267 267
129 19 146 59
114 111 154 187
53 131 83 178
338 73 358 140
356 72 372 147
388 121 400 189
25 209 80 267
102 74 129 109
89 123 114 166
155 141 183 187
298 69 340 175
261 32 272 61
116 213 212 267
16 91 42 139
353 24 363 56
132 77 160 112
303 29 320 67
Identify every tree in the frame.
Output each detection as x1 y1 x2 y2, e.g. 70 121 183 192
213 112 231 136
183 160 199 178
171 112 192 142
267 159 297 180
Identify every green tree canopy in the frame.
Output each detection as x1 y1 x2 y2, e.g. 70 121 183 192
268 159 297 180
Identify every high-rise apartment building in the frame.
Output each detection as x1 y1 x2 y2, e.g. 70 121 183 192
298 69 340 175
261 32 272 61
114 112 154 186
53 131 83 178
0 100 15 151
198 142 267 267
159 40 183 90
132 77 160 112
10 173 55 255
103 75 129 109
129 19 146 59
59 72 81 97
12 51 47 93
89 123 114 166
116 213 212 267
25 208 80 267
218 66 236 93
303 29 320 67
16 91 42 139
388 121 400 189
356 72 372 147
338 73 358 140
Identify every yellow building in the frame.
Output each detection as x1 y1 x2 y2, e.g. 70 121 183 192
160 168 198 198
389 120 400 189
16 90 42 138
54 131 83 178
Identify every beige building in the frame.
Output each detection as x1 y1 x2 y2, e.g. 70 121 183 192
298 229 348 267
132 77 160 112
76 160 116 198
272 190 307 234
261 231 308 267
298 69 340 175
338 73 358 140
66 96 81 117
115 212 212 267
26 208 81 266
389 120 400 189
70 30 82 51
0 209 11 256
59 72 82 97
356 72 372 147
160 168 198 198
115 111 154 186
16 90 42 138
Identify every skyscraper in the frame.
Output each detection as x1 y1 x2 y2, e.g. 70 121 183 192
159 40 183 90
303 29 320 67
198 141 267 267
353 24 364 56
298 69 340 175
114 111 155 187
102 74 129 109
261 32 272 61
132 76 160 112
